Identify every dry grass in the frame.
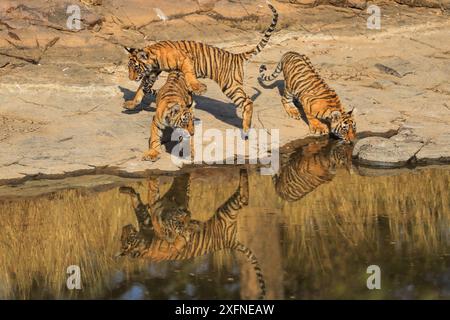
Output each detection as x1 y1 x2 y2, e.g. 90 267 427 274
0 185 146 299
280 168 449 265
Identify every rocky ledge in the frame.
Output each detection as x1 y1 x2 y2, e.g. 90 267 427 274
0 1 449 184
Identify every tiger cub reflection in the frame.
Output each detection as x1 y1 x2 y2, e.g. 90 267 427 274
117 169 266 299
274 139 353 202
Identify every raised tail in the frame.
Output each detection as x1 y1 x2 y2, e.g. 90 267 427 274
234 242 266 300
259 58 283 82
242 1 278 60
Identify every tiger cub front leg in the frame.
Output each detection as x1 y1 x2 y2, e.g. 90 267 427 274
142 115 164 161
123 71 160 110
304 99 330 135
123 82 145 110
179 56 207 95
307 116 328 135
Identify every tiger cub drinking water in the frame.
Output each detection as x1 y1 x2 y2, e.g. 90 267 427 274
259 51 356 143
142 71 195 162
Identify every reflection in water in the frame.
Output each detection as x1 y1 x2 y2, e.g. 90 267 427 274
274 139 352 202
116 169 266 299
0 139 448 299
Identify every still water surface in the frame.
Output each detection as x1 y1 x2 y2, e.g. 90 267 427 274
0 140 448 299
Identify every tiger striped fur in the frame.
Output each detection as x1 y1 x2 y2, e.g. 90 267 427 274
259 51 356 143
274 139 352 202
117 169 266 299
142 71 195 162
123 1 278 134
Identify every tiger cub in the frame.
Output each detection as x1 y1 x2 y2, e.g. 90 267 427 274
123 1 278 135
274 139 353 202
259 51 356 143
143 71 195 162
117 169 266 299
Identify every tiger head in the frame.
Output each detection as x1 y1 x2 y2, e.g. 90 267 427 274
328 108 357 144
116 224 145 258
329 141 354 172
124 47 154 81
166 102 196 136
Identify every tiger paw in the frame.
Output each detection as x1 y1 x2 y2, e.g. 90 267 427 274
308 119 329 135
240 128 249 141
286 109 301 120
142 150 161 162
309 126 328 135
123 100 138 110
190 82 207 95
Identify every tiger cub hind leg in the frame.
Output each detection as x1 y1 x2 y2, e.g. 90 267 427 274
224 86 254 136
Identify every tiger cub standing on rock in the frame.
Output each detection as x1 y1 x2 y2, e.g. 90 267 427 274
259 51 356 143
143 71 195 162
123 1 279 135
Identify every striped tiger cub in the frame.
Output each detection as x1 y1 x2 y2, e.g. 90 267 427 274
123 1 278 135
117 169 266 299
142 71 195 162
259 51 356 143
274 139 352 202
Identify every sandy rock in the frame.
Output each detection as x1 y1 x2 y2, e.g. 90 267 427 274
416 133 450 164
278 0 367 8
395 0 450 9
197 0 217 11
353 137 424 167
80 0 103 5
1 2 449 183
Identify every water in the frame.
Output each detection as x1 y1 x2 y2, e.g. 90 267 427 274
0 139 448 300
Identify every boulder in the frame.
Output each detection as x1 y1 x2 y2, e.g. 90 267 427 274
352 136 423 167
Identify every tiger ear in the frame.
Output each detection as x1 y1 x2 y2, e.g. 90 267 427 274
329 110 341 122
137 50 149 61
170 104 181 115
124 46 136 54
348 107 357 116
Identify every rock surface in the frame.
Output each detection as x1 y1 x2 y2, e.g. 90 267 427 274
352 136 423 167
0 1 449 183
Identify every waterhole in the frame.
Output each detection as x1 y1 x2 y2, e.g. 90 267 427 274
0 139 448 299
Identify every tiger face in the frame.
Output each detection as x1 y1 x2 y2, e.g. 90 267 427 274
117 224 142 258
124 47 152 82
166 102 195 136
329 109 357 144
329 141 353 172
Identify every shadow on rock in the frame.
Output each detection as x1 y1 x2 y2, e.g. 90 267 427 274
194 95 242 129
118 86 156 114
